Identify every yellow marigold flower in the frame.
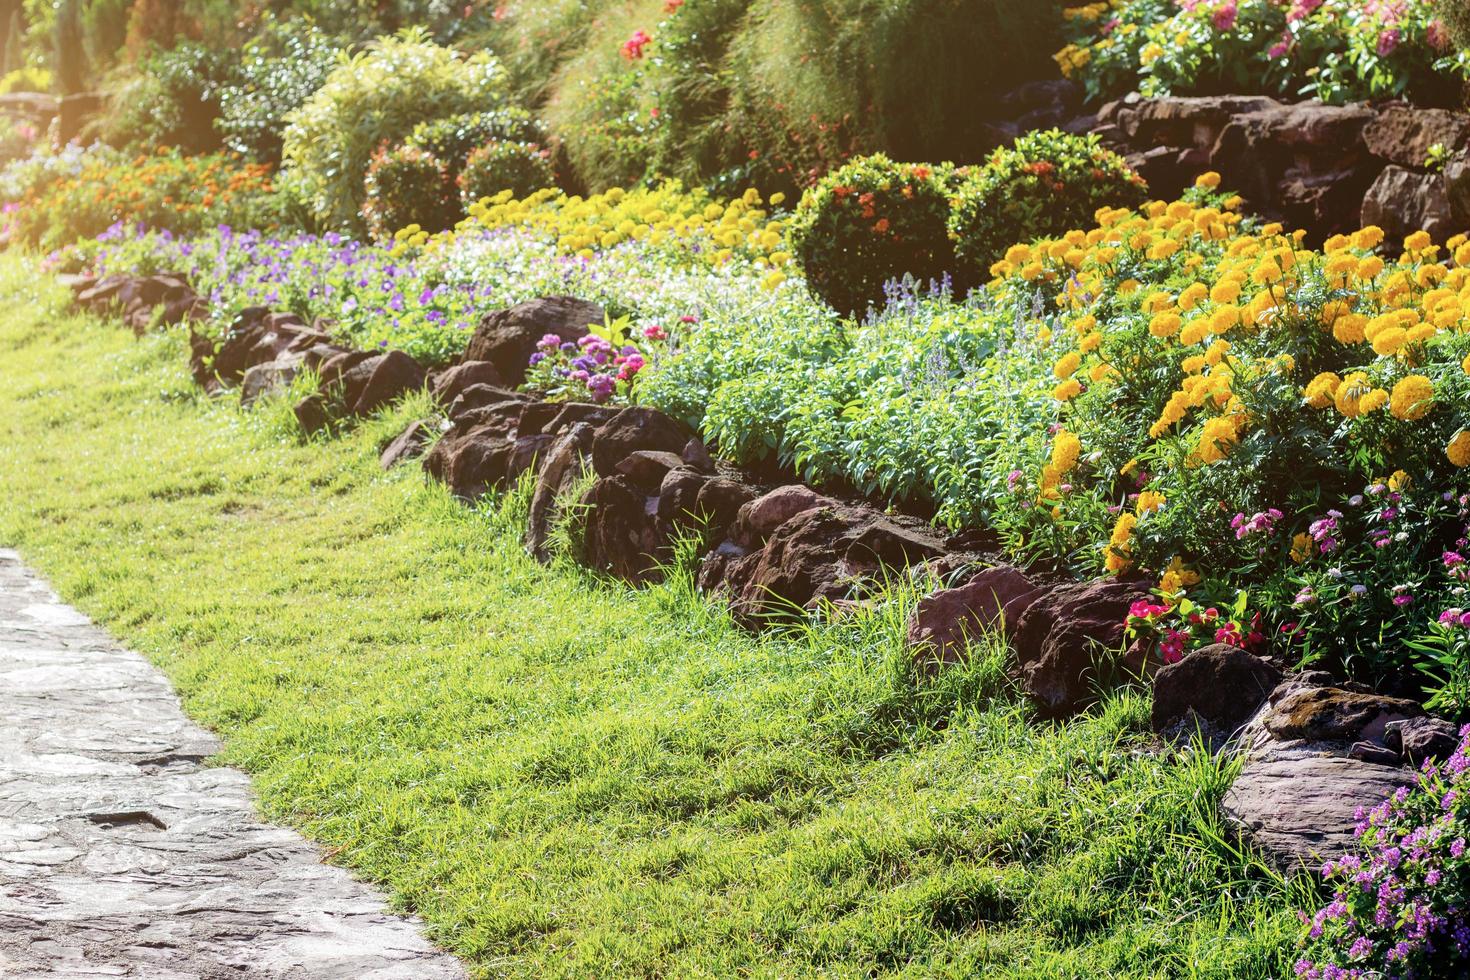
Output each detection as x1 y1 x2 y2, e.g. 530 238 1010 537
1359 388 1389 413
1209 280 1241 304
1406 323 1436 344
1303 371 1342 409
1449 431 1470 468
1054 351 1083 380
1195 171 1222 189
1389 375 1434 421
1053 379 1082 401
1148 239 1182 260
1005 243 1033 265
1456 242 1470 267
1179 318 1210 346
1051 429 1082 473
1196 415 1240 464
1335 373 1369 417
1136 490 1165 515
1333 313 1368 345
1371 327 1408 357
1143 290 1173 313
1204 339 1231 367
1088 362 1114 383
1180 354 1207 373
1071 313 1097 334
1463 353 1470 375
1104 512 1137 574
1210 304 1241 333
1177 282 1209 311
1324 234 1352 254
1355 226 1386 251
1359 256 1386 280
1405 230 1433 253
1079 331 1103 353
1148 312 1183 338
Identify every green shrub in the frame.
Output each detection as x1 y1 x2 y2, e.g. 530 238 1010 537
361 143 458 240
786 154 957 316
98 41 239 154
948 131 1147 287
458 140 555 206
404 108 541 177
216 15 343 164
280 28 508 232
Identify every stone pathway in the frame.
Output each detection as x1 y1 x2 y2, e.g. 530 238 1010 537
0 549 466 979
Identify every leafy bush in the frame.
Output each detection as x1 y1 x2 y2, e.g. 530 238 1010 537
215 15 343 164
98 41 239 154
10 147 278 247
404 108 542 177
458 140 555 206
1058 0 1469 106
949 130 1147 288
786 154 956 316
280 29 509 232
1297 725 1470 977
360 143 458 241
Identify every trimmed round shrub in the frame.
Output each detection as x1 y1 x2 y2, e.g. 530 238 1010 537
281 28 508 232
404 109 542 177
786 154 956 316
948 130 1148 286
458 140 556 206
361 144 459 241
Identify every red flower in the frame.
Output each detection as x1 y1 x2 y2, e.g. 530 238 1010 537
621 29 652 60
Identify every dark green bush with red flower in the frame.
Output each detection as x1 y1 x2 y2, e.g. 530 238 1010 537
948 130 1148 286
785 154 957 316
360 144 459 241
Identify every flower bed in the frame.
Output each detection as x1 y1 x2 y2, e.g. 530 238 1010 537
1057 0 1469 106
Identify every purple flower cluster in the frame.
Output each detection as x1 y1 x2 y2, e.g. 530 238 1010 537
526 330 660 404
1232 508 1284 539
1296 726 1470 979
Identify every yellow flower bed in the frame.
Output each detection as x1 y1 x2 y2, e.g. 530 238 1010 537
988 172 1470 578
396 181 792 287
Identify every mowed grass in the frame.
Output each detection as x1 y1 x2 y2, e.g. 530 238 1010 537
0 255 1306 977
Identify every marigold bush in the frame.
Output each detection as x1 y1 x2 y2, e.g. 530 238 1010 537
11 148 278 248
1057 0 1469 106
458 141 556 207
786 154 957 316
949 130 1147 290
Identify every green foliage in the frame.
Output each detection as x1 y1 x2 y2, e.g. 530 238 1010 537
280 28 509 233
215 15 343 163
80 0 129 72
360 143 458 241
458 140 556 206
403 108 542 177
1438 0 1470 50
99 41 238 154
949 131 1148 288
785 154 957 316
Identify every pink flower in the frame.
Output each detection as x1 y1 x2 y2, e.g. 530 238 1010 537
1376 27 1401 56
622 29 652 60
642 324 667 340
1429 18 1451 51
1212 1 1238 31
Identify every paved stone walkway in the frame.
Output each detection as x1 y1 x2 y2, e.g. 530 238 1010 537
0 549 466 979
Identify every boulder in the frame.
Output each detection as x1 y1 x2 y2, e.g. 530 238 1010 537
1223 755 1411 871
581 475 667 583
1360 166 1455 245
727 505 946 624
1011 577 1151 717
694 478 758 537
239 355 303 407
525 422 596 561
293 393 330 435
1384 716 1462 766
428 424 515 500
616 451 686 493
518 400 611 438
907 565 1045 670
336 350 427 417
446 384 531 422
680 438 717 473
590 407 696 477
732 485 834 549
1262 685 1423 744
430 360 504 404
1150 644 1282 739
1362 106 1470 169
380 420 434 470
1447 150 1470 226
655 467 712 531
462 296 604 387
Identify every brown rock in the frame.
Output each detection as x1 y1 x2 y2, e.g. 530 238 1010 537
590 407 695 477
1150 644 1282 738
732 485 834 549
581 475 668 583
1362 106 1470 168
338 350 427 417
1263 685 1423 744
908 565 1044 670
1360 166 1455 245
1384 716 1462 766
525 422 596 561
1223 755 1410 871
1012 577 1151 716
380 420 433 470
617 451 686 493
430 360 504 404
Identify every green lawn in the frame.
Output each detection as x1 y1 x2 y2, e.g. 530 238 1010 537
0 254 1305 977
